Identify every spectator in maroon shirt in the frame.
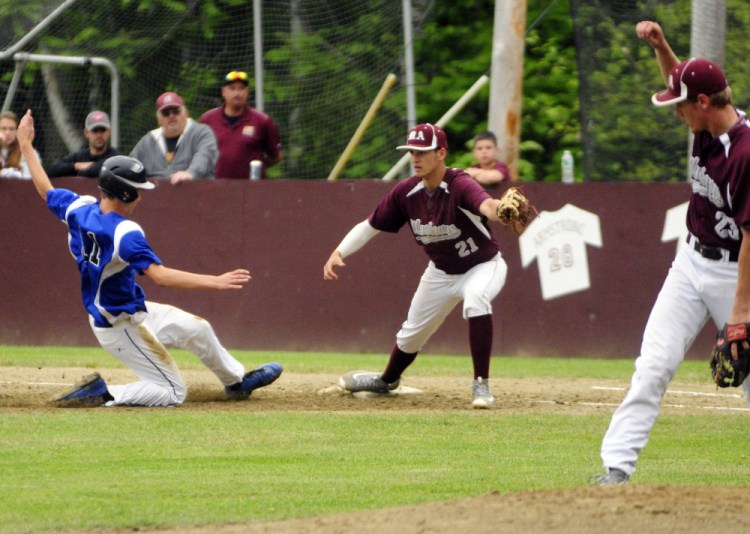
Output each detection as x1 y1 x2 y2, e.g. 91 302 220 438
200 70 282 179
464 131 512 185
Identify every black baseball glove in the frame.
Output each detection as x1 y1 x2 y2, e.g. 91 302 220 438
710 323 750 388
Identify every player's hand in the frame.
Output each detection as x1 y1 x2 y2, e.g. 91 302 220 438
323 251 345 281
215 269 251 289
17 109 35 147
635 21 666 49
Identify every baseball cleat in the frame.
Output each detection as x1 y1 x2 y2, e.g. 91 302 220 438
52 372 109 407
589 468 630 486
339 371 400 393
225 362 283 400
471 377 496 409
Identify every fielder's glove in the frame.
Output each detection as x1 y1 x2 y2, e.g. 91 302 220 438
496 186 535 235
710 323 750 388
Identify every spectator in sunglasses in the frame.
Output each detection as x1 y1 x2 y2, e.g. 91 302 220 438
46 111 120 178
200 70 282 179
130 92 218 184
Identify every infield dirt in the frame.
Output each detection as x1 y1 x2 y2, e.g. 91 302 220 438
2 366 748 533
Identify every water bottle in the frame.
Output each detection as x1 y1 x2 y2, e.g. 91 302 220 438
561 150 574 184
250 160 262 180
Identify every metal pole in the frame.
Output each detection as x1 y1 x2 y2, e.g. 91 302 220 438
12 53 121 147
0 0 80 60
402 0 416 130
2 60 27 112
253 0 264 112
328 74 397 181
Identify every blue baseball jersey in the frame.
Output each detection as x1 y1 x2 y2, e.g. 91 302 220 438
47 188 162 327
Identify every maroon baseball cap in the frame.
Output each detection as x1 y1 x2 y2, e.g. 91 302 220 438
396 123 448 151
156 91 184 112
652 58 728 107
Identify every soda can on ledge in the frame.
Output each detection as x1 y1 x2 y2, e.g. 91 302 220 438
250 160 262 180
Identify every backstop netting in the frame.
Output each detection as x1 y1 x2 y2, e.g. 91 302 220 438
0 0 429 180
3 1 750 182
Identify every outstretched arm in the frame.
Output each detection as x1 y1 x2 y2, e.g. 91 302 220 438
635 21 680 83
323 219 380 281
479 197 504 222
16 110 53 200
144 264 250 290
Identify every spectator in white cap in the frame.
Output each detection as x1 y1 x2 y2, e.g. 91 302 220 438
130 91 218 185
46 110 120 179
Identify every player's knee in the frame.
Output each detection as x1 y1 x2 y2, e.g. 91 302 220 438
395 334 424 354
463 300 492 319
174 316 217 349
170 380 188 405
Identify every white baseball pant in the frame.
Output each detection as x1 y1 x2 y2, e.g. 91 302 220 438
91 301 245 406
396 253 507 353
600 240 750 475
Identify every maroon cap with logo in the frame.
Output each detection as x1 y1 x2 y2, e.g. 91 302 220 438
652 58 728 107
396 123 448 151
156 91 184 112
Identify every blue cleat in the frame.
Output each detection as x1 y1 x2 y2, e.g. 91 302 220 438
225 362 283 400
52 372 110 407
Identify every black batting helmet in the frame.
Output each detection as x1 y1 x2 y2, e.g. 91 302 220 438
98 156 154 203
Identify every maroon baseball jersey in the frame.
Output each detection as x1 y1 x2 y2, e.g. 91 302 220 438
200 105 281 179
368 168 499 274
687 112 750 252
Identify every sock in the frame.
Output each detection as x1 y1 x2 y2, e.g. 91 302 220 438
381 344 417 384
469 314 493 380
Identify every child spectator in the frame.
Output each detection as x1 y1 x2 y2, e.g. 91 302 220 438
464 131 512 185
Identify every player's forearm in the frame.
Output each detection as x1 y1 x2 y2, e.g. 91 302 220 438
146 264 224 290
653 44 680 84
479 198 502 222
729 228 750 323
19 144 52 199
336 219 380 259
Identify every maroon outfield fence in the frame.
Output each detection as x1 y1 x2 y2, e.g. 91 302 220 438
0 178 713 360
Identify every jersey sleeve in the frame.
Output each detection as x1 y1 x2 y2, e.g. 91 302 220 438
46 188 81 221
454 172 492 213
368 182 408 233
116 222 162 273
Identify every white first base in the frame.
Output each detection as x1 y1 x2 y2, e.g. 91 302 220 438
317 385 423 397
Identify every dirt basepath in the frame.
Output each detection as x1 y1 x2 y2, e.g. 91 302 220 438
3 366 748 533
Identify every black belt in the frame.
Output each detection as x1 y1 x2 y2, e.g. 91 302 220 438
687 235 738 262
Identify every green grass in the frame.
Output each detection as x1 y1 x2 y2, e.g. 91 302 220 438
0 344 710 381
0 345 741 532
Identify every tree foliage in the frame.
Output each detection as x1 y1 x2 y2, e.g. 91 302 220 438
3 1 749 181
